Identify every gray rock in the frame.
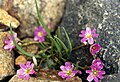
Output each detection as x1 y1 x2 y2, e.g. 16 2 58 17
0 32 15 80
60 0 120 82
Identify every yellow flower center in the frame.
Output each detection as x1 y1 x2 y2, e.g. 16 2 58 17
86 34 92 38
10 41 14 46
24 68 31 74
92 46 96 50
38 32 43 37
66 70 72 75
92 70 98 76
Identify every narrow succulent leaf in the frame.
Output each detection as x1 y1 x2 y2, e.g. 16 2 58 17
62 27 72 53
55 38 62 51
35 0 44 27
10 25 41 58
49 36 62 58
54 36 68 53
57 27 61 40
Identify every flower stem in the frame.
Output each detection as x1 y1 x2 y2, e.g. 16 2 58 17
36 46 52 55
72 44 86 51
20 41 39 46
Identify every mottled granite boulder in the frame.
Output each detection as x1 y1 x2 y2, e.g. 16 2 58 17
60 0 120 82
0 32 15 80
1 0 65 38
0 8 20 28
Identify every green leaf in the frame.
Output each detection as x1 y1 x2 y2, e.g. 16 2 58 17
57 27 61 40
54 36 68 53
62 27 72 53
10 25 41 58
49 36 62 58
55 37 62 51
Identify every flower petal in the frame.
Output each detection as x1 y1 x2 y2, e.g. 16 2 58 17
71 70 78 76
94 77 99 82
20 64 26 70
91 28 96 33
87 74 94 82
97 75 104 79
18 75 24 79
81 30 86 34
26 61 31 67
88 38 94 44
25 74 30 80
4 45 10 50
60 65 66 71
30 63 34 70
81 37 87 43
99 70 105 74
86 27 91 34
92 34 98 38
65 62 71 67
17 69 24 75
58 71 66 78
5 39 10 44
86 70 92 74
34 37 38 41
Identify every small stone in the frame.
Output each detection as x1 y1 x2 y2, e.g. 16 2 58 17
15 55 27 65
0 32 15 80
0 8 20 28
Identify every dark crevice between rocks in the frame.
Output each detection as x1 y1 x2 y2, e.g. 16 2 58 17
0 75 14 82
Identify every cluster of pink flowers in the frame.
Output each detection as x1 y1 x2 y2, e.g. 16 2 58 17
79 27 101 55
79 28 105 82
86 58 105 82
4 26 47 51
3 26 47 80
59 28 105 82
4 26 105 81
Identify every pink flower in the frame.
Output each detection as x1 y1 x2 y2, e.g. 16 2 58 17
90 44 101 55
91 58 104 70
17 61 36 80
79 27 98 44
34 26 47 43
86 66 105 82
58 62 81 80
4 33 18 51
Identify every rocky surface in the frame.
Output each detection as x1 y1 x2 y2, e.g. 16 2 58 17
0 32 15 80
9 69 82 82
9 74 82 82
0 0 65 38
0 8 20 28
60 0 120 82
